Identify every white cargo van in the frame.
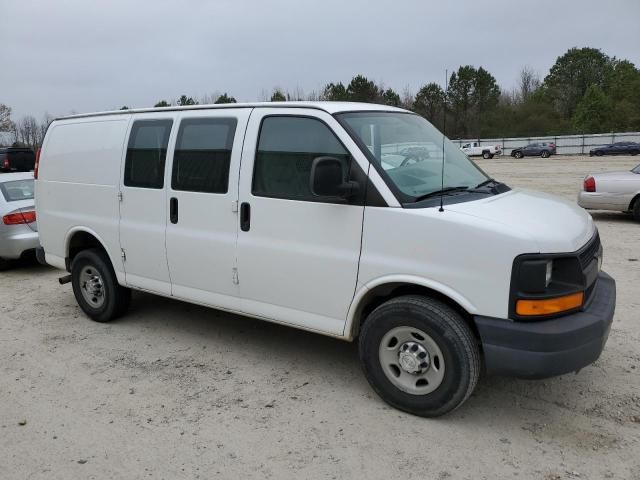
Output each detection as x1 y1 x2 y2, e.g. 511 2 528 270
35 102 616 416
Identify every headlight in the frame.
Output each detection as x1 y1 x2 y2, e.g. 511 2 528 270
515 259 556 293
510 255 584 320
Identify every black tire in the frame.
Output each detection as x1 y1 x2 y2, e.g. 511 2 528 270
71 248 131 322
514 151 523 159
631 150 639 156
595 151 604 157
482 151 491 159
633 198 640 222
359 295 480 417
0 258 9 271
541 150 550 158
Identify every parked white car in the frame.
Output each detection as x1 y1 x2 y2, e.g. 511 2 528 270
0 171 39 269
460 141 501 159
578 164 640 220
35 102 615 417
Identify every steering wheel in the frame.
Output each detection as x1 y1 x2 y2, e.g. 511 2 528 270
399 150 428 167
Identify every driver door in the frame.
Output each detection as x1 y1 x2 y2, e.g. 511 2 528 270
524 143 538 155
235 109 367 335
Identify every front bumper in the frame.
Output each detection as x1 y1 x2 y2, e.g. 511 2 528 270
474 272 615 379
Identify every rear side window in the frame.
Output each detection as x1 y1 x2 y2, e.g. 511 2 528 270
124 119 173 189
0 179 35 202
252 116 349 200
172 118 237 194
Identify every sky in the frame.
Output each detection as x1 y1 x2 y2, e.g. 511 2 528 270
1 0 639 120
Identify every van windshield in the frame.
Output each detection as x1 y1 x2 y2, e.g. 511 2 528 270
337 112 488 202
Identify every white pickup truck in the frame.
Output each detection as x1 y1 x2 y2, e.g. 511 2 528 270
461 142 502 159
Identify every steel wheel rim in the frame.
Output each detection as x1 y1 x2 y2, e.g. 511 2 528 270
79 265 105 308
379 326 445 395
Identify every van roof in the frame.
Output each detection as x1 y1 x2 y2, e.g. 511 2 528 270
55 101 408 121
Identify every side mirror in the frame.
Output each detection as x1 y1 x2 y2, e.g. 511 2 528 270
310 156 359 200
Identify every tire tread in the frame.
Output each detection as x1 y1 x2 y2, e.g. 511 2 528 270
71 248 130 322
359 295 480 416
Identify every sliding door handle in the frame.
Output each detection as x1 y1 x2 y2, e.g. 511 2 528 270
170 197 178 224
240 202 250 231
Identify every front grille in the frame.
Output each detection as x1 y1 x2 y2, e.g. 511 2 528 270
578 232 601 270
578 231 601 307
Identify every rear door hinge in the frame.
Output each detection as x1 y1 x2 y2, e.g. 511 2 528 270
121 248 126 262
117 191 123 202
232 267 239 285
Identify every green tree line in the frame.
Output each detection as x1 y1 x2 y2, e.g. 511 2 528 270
318 47 640 139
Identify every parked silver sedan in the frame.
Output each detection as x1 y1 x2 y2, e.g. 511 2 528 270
578 163 640 220
0 172 39 268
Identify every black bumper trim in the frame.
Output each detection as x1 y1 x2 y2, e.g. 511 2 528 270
474 272 616 379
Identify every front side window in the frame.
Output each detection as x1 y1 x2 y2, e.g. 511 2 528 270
124 119 173 189
172 118 237 194
252 116 350 200
337 112 488 202
0 179 34 202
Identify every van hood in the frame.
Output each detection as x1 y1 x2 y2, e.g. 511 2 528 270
446 189 594 253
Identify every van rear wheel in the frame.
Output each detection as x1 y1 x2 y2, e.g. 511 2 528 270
71 249 131 322
359 295 480 417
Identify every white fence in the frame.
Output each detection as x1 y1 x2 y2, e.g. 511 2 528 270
452 131 640 156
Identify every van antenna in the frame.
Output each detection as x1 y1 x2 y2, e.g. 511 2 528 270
439 69 448 213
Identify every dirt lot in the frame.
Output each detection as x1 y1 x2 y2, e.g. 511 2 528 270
1 155 639 480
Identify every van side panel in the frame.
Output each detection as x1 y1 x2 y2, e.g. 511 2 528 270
36 117 130 274
352 206 539 329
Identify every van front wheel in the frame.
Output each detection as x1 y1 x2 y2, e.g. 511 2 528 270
71 249 131 322
359 295 480 417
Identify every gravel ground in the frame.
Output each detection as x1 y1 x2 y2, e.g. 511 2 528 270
1 155 639 480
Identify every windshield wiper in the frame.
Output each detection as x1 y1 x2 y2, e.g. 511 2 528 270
469 178 506 193
475 178 498 188
414 186 469 202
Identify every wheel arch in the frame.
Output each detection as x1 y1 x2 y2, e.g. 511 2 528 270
345 276 479 341
629 193 640 212
64 227 116 273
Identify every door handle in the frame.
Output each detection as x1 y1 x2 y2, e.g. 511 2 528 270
240 202 250 231
170 197 178 224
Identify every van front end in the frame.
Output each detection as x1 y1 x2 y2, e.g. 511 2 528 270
474 231 616 379
441 190 617 380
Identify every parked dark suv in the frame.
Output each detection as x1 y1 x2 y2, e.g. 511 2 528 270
510 142 557 159
0 147 36 172
589 142 640 156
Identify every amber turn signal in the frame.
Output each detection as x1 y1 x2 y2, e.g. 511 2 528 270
516 292 584 316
